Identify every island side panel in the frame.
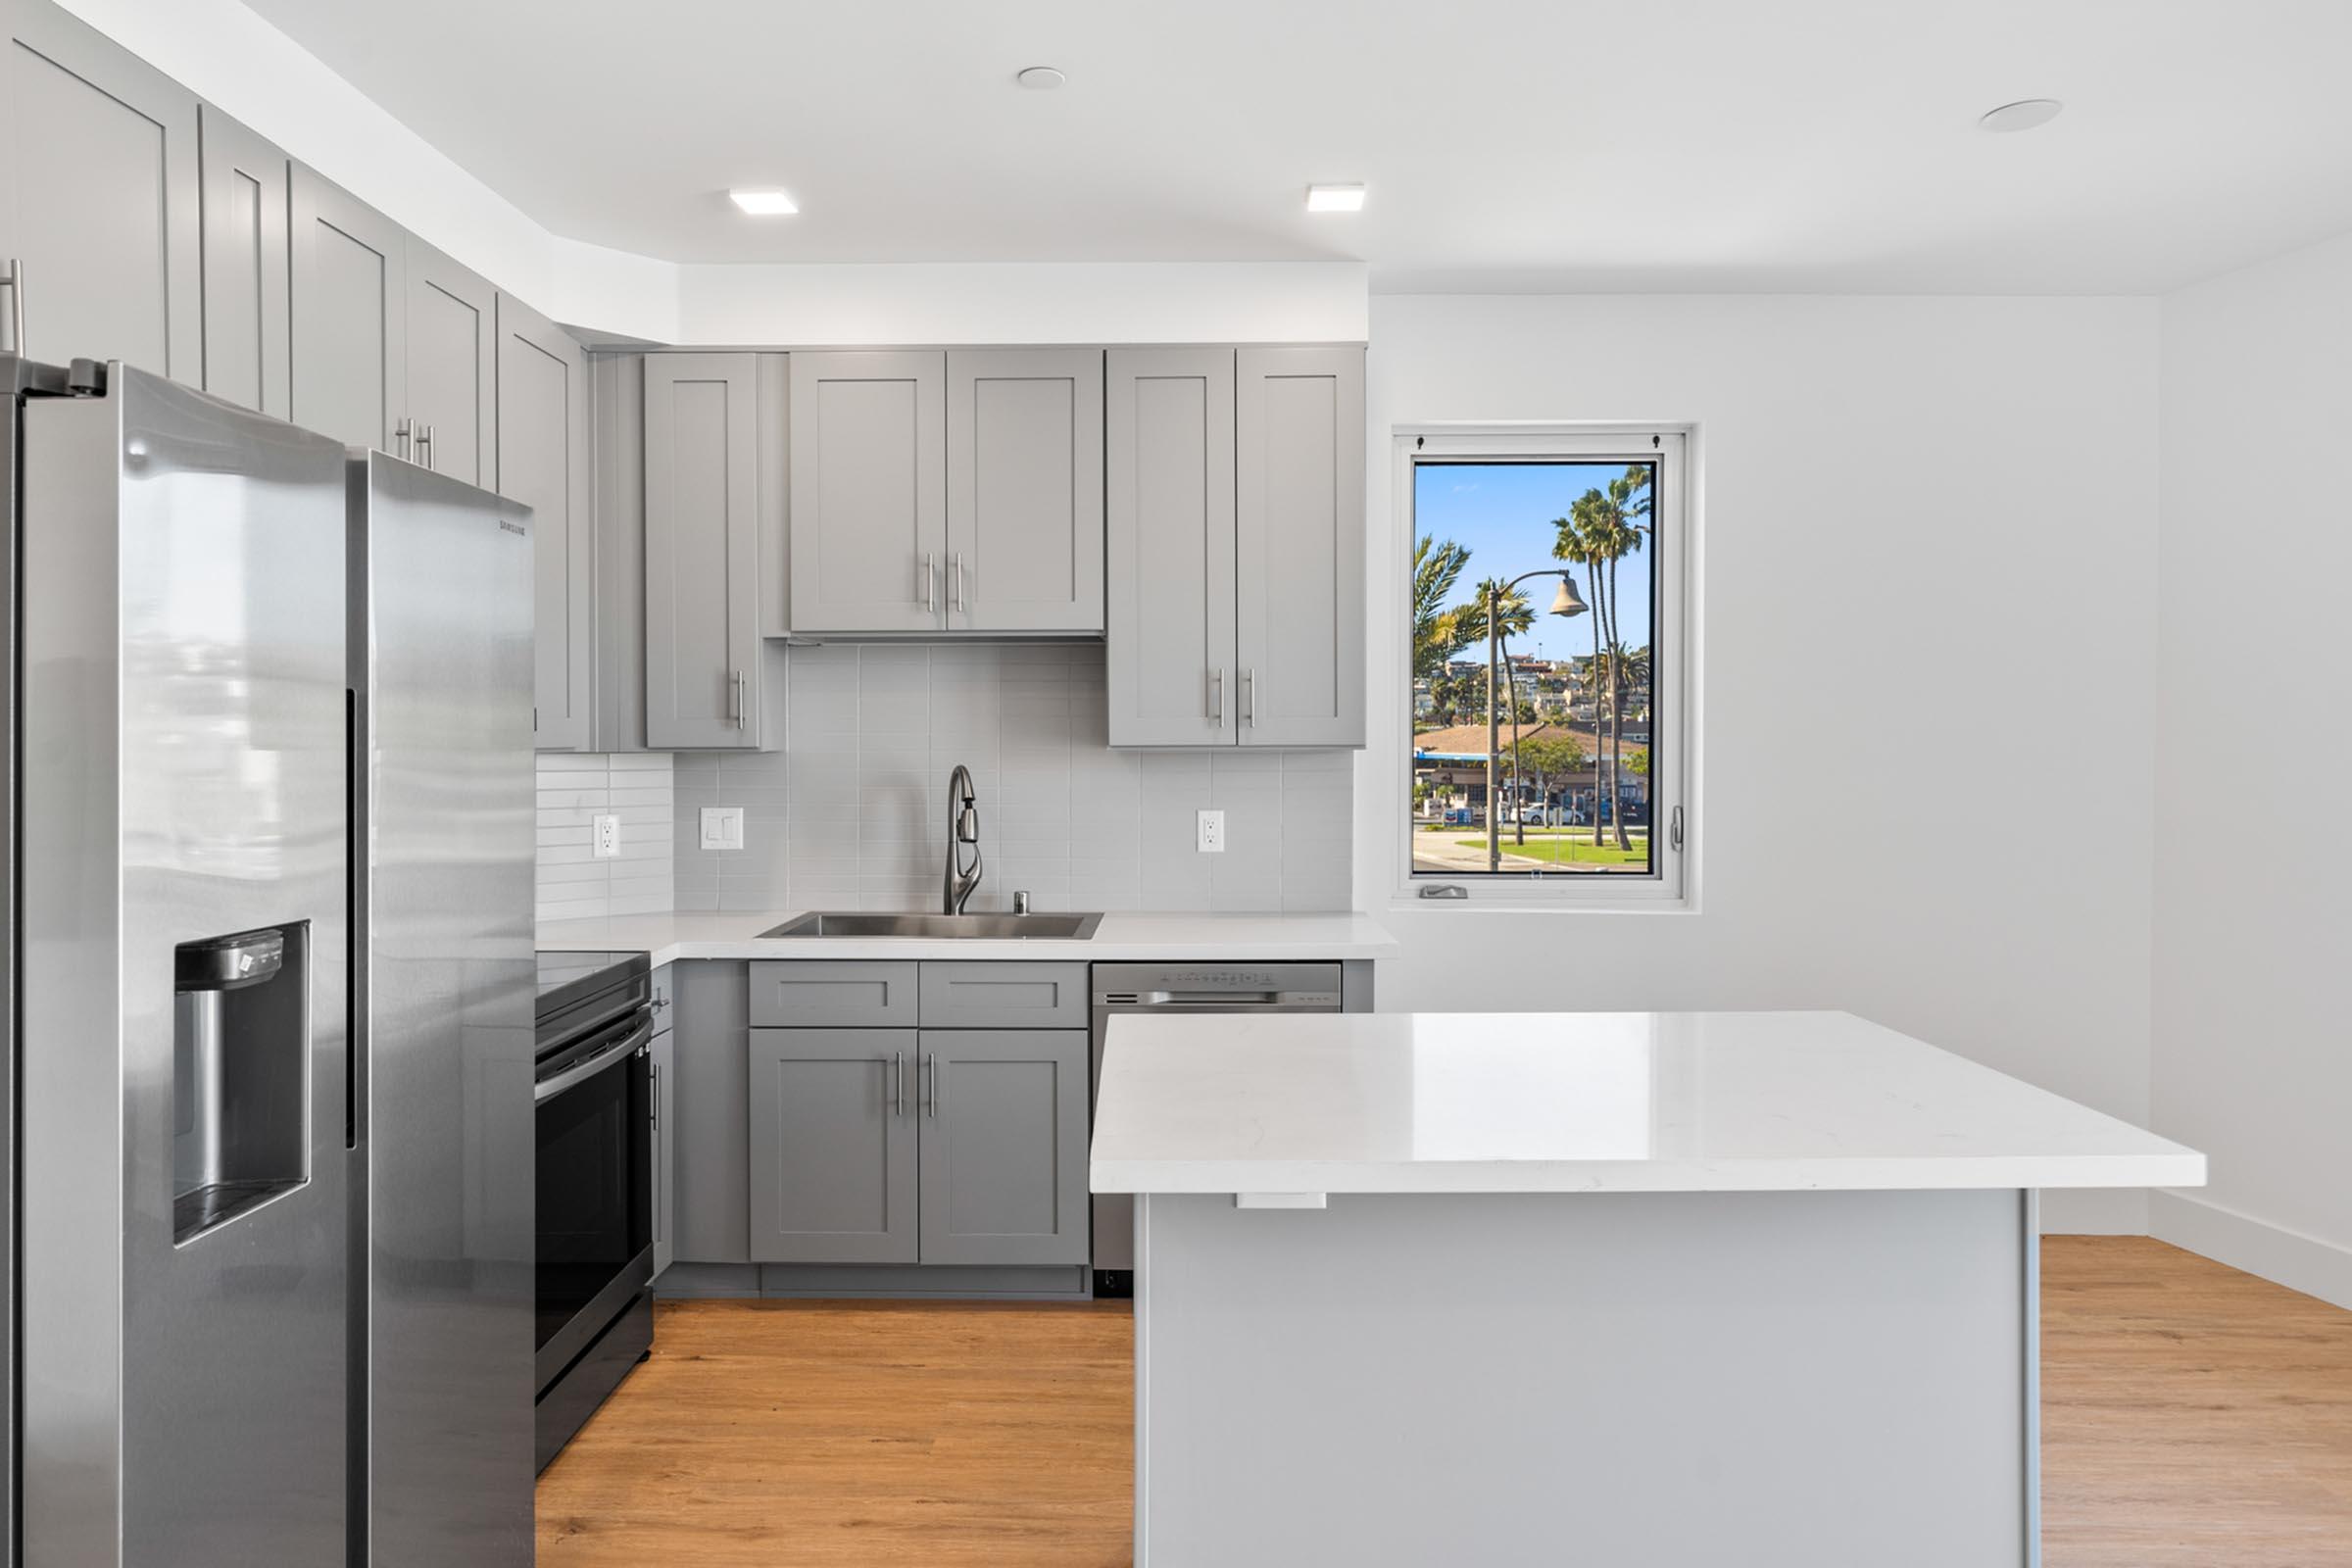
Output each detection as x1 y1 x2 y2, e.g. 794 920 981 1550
1133 1189 2031 1568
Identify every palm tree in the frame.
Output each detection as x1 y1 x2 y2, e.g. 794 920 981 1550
1465 578 1535 842
1413 536 1473 680
1562 468 1652 852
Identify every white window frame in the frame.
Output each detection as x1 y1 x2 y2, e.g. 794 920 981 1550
1392 424 1695 910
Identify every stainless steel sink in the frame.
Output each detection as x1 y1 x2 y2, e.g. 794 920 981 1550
759 911 1104 940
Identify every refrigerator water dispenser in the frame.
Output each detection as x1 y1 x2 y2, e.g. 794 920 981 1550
172 922 311 1243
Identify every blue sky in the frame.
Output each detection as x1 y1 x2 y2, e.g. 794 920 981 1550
1415 462 1654 664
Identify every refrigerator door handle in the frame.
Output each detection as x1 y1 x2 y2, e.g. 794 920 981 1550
2 256 23 354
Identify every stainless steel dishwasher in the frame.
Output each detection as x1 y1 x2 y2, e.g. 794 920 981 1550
1090 961 1358 1297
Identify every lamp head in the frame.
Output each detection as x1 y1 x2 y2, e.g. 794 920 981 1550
1547 576 1589 619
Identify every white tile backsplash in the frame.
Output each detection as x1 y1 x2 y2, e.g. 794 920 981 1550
672 643 1352 914
535 752 675 923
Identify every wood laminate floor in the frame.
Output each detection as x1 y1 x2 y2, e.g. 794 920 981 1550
537 1238 2352 1565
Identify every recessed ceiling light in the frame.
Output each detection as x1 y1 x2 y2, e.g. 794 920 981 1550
1015 65 1066 90
1306 183 1366 214
729 188 799 216
1978 99 2063 133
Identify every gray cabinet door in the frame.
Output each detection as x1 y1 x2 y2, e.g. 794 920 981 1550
195 106 289 417
747 1029 918 1264
590 353 648 751
404 236 495 485
946 347 1103 633
1235 346 1366 747
650 1026 675 1278
496 293 594 751
1106 347 1236 746
645 353 763 748
788 349 946 633
0 0 201 379
290 165 406 452
671 960 750 1264
916 1030 1089 1266
749 960 919 1029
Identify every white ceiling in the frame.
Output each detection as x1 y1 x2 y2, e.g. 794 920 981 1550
243 0 2352 293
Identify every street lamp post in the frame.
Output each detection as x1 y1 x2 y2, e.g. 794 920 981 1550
1487 570 1589 872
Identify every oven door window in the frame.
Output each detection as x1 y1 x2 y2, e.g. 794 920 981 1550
535 1042 651 1352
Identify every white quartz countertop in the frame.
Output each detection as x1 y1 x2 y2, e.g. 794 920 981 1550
1089 1010 2206 1196
535 909 1395 965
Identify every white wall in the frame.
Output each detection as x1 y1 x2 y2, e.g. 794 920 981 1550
2150 231 2352 1305
1358 295 2162 1232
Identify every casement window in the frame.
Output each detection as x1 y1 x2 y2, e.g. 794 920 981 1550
1396 427 1690 907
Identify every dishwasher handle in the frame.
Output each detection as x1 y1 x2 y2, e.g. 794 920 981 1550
1099 990 1341 1010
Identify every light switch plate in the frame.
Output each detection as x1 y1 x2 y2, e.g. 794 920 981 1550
701 807 745 852
592 813 621 858
1197 809 1225 854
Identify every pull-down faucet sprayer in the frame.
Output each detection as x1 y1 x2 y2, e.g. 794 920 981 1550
943 764 982 914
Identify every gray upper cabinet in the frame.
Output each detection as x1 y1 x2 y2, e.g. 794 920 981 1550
0 0 201 379
1105 347 1237 746
788 350 946 633
290 165 405 452
497 293 593 751
1106 345 1366 749
195 106 289 417
915 1029 1090 1266
404 236 495 484
1235 346 1365 747
747 1028 918 1265
645 353 764 748
946 348 1104 634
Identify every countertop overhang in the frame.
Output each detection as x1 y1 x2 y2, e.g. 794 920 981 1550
1088 1009 2206 1197
536 909 1396 965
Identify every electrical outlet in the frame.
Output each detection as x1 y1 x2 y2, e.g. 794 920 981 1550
592 814 621 859
1196 809 1226 854
700 806 745 852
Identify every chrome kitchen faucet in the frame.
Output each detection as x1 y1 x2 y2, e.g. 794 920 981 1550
943 764 982 914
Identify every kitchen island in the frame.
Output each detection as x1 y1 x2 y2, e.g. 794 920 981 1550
1091 1010 2203 1568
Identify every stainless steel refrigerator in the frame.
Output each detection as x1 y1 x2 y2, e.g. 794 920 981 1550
4 357 535 1566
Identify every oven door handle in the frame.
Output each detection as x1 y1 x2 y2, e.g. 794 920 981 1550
535 1016 653 1104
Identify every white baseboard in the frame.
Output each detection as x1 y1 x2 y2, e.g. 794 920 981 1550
2038 1186 2148 1236
2149 1190 2352 1312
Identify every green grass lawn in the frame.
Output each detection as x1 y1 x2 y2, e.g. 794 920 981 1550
1439 828 1650 867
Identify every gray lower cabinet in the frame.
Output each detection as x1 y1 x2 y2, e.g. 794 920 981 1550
1106 347 1236 746
651 1017 676 1278
290 165 406 452
747 1028 919 1265
645 353 764 748
1106 344 1366 749
0 0 201 380
404 235 495 485
946 347 1103 634
671 960 752 1264
788 349 946 633
195 105 289 417
497 293 594 751
915 1029 1090 1266
1234 346 1366 747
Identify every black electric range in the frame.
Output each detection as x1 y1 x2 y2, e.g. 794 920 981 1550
534 949 650 1054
